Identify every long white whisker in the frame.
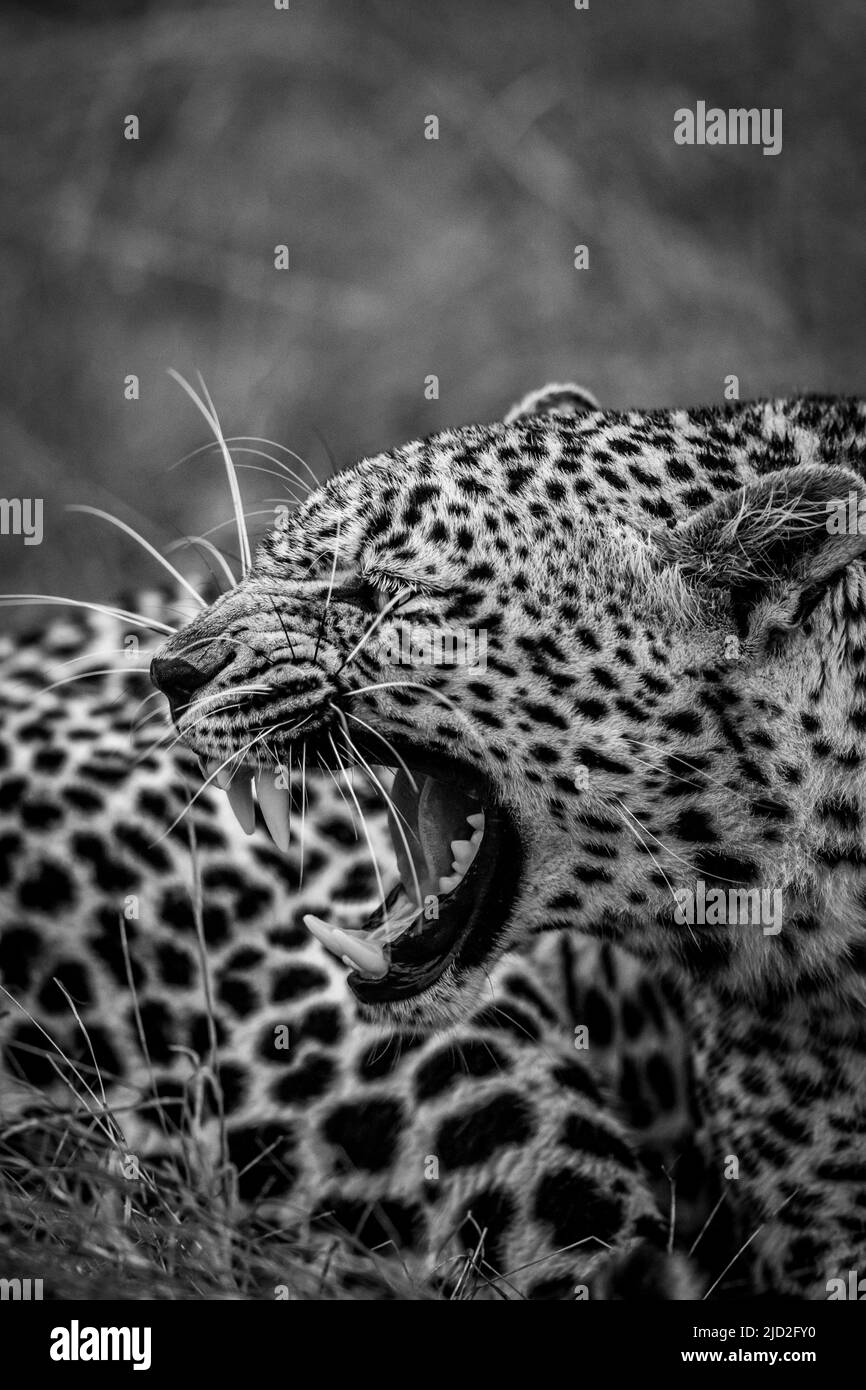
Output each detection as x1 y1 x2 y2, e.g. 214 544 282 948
40 668 151 694
316 752 358 836
199 509 287 542
612 800 697 947
313 519 342 662
152 715 312 844
164 535 237 590
343 678 462 718
340 708 419 794
339 730 422 912
234 435 321 490
168 369 252 576
338 589 407 671
215 446 313 496
229 460 306 498
168 435 318 493
65 506 206 609
184 684 271 714
625 738 756 811
0 595 175 636
613 793 747 886
329 733 388 915
49 647 148 671
299 741 308 888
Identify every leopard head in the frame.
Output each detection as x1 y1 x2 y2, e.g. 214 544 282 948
152 388 866 1022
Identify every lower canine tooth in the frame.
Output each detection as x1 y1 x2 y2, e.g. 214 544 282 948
331 928 388 978
439 872 461 893
303 914 388 979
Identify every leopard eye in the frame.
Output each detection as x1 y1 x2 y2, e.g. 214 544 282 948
326 579 382 613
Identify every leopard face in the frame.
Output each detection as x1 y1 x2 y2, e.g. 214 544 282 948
152 392 866 1031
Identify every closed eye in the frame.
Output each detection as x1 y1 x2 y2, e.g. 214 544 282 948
364 568 444 602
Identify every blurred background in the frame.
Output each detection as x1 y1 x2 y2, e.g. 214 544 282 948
1 0 864 617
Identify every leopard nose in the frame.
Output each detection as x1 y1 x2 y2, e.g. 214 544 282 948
150 643 234 708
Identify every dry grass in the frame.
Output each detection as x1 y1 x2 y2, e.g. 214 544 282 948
0 1089 443 1301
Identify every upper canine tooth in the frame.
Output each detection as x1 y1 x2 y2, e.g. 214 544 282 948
226 773 256 835
466 812 484 831
207 758 233 791
255 771 290 852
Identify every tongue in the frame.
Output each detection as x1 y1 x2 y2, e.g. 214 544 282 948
388 770 428 904
418 776 469 883
389 770 479 896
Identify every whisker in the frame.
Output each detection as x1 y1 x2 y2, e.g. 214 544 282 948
338 726 422 912
329 733 388 915
612 800 697 945
236 435 321 491
612 794 747 886
625 737 758 811
151 714 313 844
340 709 420 794
336 588 406 672
343 678 463 720
170 435 318 493
267 594 297 662
168 369 252 576
0 595 176 636
40 667 151 694
313 518 342 663
199 510 282 541
164 535 237 590
66 506 206 609
316 752 359 836
49 647 147 671
217 445 314 496
299 741 308 888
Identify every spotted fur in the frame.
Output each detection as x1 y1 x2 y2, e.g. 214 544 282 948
3 389 866 1297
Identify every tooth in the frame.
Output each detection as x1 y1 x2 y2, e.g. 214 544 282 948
207 758 233 791
303 914 387 978
450 838 473 863
466 812 485 831
226 773 256 835
439 872 461 893
255 771 290 851
332 929 387 978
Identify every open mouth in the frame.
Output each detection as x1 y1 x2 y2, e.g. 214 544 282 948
199 741 522 1004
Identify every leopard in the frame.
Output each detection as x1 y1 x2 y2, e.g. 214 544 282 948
2 381 865 1299
0 600 696 1301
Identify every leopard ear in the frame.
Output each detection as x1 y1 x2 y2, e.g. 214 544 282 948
504 381 600 424
656 464 866 649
